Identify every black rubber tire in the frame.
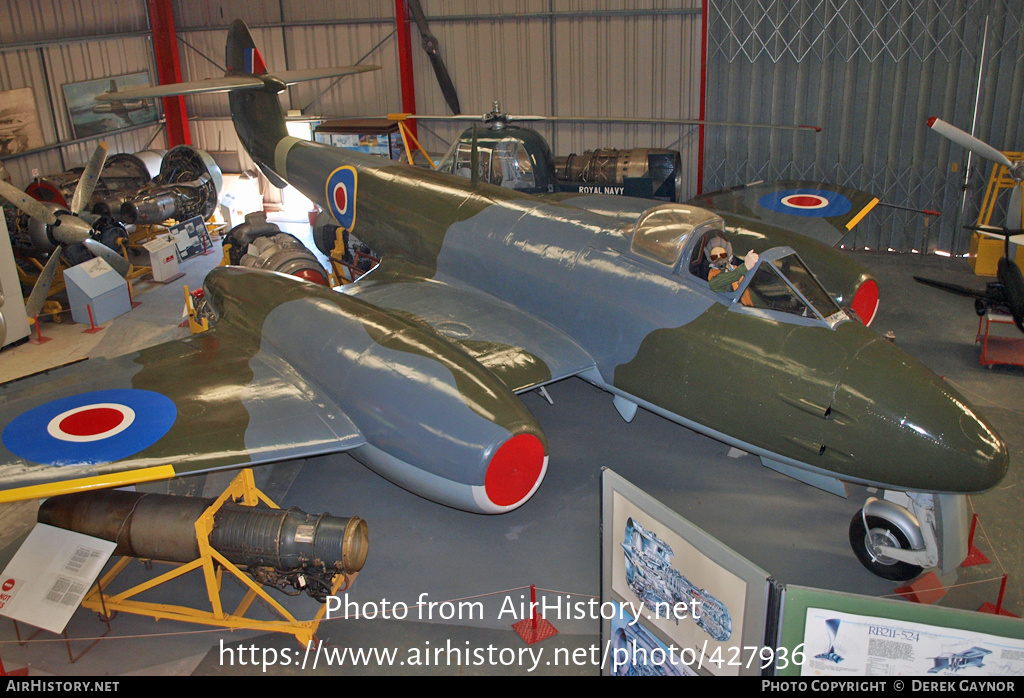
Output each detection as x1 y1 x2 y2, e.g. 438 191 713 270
848 509 924 582
312 223 338 257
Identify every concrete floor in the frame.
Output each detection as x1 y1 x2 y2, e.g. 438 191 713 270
0 223 1020 676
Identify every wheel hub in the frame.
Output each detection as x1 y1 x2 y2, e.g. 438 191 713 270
864 527 902 566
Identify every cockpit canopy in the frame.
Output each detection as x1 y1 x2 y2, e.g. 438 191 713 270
738 248 846 325
629 204 725 270
436 125 555 193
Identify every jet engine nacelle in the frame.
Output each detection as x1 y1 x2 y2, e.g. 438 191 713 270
204 267 548 514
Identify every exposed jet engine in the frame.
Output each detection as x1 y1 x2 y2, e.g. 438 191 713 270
553 148 683 201
26 151 162 213
224 211 330 286
114 145 223 225
38 489 368 602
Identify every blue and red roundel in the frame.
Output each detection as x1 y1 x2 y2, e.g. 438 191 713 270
325 166 358 231
2 389 176 467
758 188 853 218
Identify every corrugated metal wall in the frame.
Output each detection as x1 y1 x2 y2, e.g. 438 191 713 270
396 0 705 198
0 1 704 209
0 0 159 187
705 0 1024 254
171 1 705 202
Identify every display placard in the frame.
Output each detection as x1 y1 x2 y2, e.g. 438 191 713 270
169 215 213 259
0 524 116 634
601 468 779 676
778 585 1024 676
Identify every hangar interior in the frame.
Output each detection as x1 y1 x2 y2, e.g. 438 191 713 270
0 0 1021 676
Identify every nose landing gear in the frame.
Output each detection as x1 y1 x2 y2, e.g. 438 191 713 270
848 492 969 582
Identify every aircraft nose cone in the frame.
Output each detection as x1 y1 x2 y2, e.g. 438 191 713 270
831 338 1008 492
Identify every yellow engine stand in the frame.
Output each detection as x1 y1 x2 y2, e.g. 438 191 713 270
972 151 1024 276
388 113 438 170
79 469 357 646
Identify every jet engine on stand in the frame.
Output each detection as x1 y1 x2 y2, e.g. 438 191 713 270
38 489 368 602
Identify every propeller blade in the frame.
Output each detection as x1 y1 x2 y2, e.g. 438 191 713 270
406 0 461 115
927 117 1014 169
0 179 57 225
82 239 130 277
71 142 108 216
426 52 461 116
1009 185 1023 232
25 246 62 319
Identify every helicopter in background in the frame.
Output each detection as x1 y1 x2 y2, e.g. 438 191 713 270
411 102 821 202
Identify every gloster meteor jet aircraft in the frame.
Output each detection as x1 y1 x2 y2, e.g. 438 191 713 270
0 22 1007 582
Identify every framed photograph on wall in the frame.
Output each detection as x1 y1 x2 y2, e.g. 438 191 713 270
62 72 159 140
0 87 45 157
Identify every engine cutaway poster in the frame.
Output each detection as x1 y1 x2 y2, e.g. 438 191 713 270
610 491 748 674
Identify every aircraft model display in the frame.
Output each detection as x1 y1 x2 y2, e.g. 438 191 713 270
915 118 1024 332
0 22 1009 584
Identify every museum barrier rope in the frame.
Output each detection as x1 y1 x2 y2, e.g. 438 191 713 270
0 576 1015 650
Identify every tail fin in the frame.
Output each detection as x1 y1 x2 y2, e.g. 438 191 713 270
226 20 268 75
224 21 289 188
91 19 378 189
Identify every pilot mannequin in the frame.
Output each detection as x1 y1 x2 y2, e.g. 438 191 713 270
707 235 759 297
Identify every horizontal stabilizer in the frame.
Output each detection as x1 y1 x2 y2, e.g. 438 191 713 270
277 65 380 85
96 76 266 101
96 67 379 103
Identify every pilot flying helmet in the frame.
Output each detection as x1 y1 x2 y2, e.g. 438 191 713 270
706 236 733 271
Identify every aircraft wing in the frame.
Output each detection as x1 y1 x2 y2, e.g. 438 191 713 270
96 76 267 101
0 328 365 502
689 180 879 247
346 262 597 393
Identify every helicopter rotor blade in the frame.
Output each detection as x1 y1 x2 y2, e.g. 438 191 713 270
0 179 57 226
82 238 130 277
402 113 821 132
24 246 63 319
70 141 108 216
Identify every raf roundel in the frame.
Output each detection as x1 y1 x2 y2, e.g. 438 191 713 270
2 389 177 467
758 188 853 218
325 165 358 231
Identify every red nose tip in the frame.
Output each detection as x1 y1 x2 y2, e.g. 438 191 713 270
484 433 547 507
851 279 879 326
